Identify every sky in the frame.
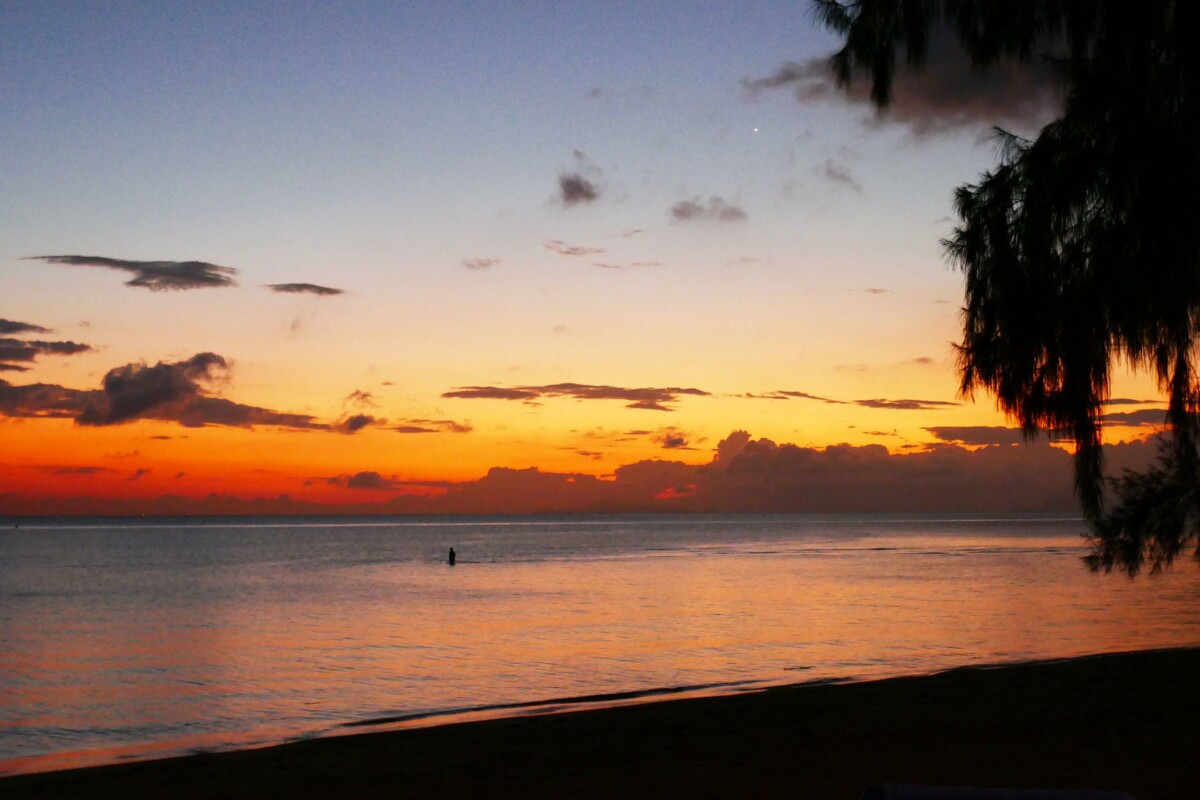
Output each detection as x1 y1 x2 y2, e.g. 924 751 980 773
0 1 1168 515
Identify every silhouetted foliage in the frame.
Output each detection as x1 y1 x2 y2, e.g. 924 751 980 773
814 1 1200 574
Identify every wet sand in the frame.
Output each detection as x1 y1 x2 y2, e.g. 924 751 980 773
3 647 1197 799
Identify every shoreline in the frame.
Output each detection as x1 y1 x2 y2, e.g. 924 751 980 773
3 646 1197 799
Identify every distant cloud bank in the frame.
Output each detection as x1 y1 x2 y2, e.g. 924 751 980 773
12 430 1159 516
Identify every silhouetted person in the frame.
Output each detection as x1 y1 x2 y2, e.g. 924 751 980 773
448 547 456 566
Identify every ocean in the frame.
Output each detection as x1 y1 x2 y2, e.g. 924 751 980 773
2 513 1198 775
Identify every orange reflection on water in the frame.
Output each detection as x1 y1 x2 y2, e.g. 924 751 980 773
4 523 1198 776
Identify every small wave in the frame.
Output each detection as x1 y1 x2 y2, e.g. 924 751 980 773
340 678 765 729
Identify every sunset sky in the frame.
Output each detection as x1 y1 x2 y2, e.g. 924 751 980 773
0 2 1168 515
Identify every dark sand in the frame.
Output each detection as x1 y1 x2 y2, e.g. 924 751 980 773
3 648 1197 799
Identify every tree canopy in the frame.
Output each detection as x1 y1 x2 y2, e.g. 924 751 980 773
813 0 1200 574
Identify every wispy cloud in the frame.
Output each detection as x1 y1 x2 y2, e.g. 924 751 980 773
267 283 344 296
462 257 501 270
592 261 662 270
29 255 238 290
778 390 844 404
544 240 605 257
442 382 709 412
670 196 748 223
852 398 959 410
345 390 376 408
751 390 958 411
818 159 862 191
33 464 114 476
393 418 473 434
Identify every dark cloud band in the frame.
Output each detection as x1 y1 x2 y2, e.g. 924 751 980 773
267 283 344 296
29 255 238 291
0 319 52 335
442 382 709 412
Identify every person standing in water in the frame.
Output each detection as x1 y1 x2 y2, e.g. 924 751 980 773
448 547 456 566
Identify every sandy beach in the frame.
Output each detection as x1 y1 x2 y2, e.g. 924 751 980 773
2 647 1196 799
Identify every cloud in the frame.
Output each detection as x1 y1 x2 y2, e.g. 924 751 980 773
670 196 748 223
333 413 380 434
926 426 1028 446
322 471 417 490
33 465 114 476
394 431 1140 515
544 239 605 256
742 34 1061 135
0 380 89 418
778 390 845 404
558 173 599 205
592 261 662 270
0 319 52 335
346 471 391 489
16 430 1161 517
444 382 709 412
853 398 959 410
654 428 692 449
752 390 957 410
1103 398 1161 407
166 396 324 429
78 353 228 426
127 468 149 481
462 257 500 270
267 283 344 296
0 338 92 369
393 418 472 434
1100 408 1168 427
345 389 377 408
557 149 603 206
0 354 325 430
819 159 862 191
29 255 238 290
442 386 541 401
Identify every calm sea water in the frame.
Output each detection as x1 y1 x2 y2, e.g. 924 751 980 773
2 513 1198 775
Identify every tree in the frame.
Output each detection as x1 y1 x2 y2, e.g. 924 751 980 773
813 1 1200 574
